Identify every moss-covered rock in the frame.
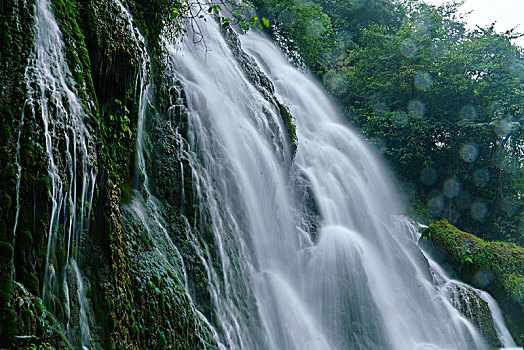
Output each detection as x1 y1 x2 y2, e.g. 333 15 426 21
445 282 501 347
420 220 524 345
0 242 17 348
10 282 69 349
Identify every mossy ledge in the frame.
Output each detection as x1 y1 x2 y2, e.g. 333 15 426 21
420 220 524 344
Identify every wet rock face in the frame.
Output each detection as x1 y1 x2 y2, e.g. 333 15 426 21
99 182 139 349
151 81 192 213
446 282 501 347
120 197 216 350
10 282 69 349
223 27 297 156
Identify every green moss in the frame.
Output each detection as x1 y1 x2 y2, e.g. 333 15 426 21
120 181 132 205
34 298 44 317
0 307 18 347
37 173 50 192
0 148 9 163
20 229 33 245
24 273 40 296
0 20 11 51
157 332 167 349
0 242 17 347
0 245 14 305
51 0 96 106
130 324 139 337
408 194 434 225
0 122 11 142
21 140 34 166
109 314 117 331
276 100 297 153
159 294 165 311
420 221 524 343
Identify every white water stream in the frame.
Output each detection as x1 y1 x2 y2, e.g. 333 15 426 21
22 0 97 348
166 13 516 349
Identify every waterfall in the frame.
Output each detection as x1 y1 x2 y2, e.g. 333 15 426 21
14 0 517 347
22 0 97 347
165 13 516 350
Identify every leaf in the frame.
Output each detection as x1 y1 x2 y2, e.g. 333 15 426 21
262 17 270 28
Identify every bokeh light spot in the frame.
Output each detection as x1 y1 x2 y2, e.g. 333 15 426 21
470 201 488 221
459 104 477 122
473 269 495 289
372 102 389 114
488 102 505 119
323 71 347 96
443 178 461 198
460 143 479 163
408 100 425 119
500 196 520 216
473 168 490 188
392 110 409 127
427 193 444 216
431 41 449 58
412 22 429 41
306 19 326 38
420 167 438 186
400 38 418 58
414 72 433 91
493 118 515 138
336 31 353 49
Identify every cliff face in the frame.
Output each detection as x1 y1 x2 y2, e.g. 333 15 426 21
0 0 203 348
0 0 298 348
420 220 524 344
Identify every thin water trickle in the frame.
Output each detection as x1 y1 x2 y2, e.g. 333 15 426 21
11 99 26 281
23 0 97 347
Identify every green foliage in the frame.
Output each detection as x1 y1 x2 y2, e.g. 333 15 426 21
0 242 14 306
99 99 133 141
265 0 523 244
255 0 335 74
24 343 55 350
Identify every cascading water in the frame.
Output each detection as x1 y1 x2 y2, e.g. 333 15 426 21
114 0 190 294
165 12 516 350
9 0 518 348
115 2 223 346
21 0 97 347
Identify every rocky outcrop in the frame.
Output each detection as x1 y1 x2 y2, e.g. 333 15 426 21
445 282 500 347
420 220 524 345
223 26 297 156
